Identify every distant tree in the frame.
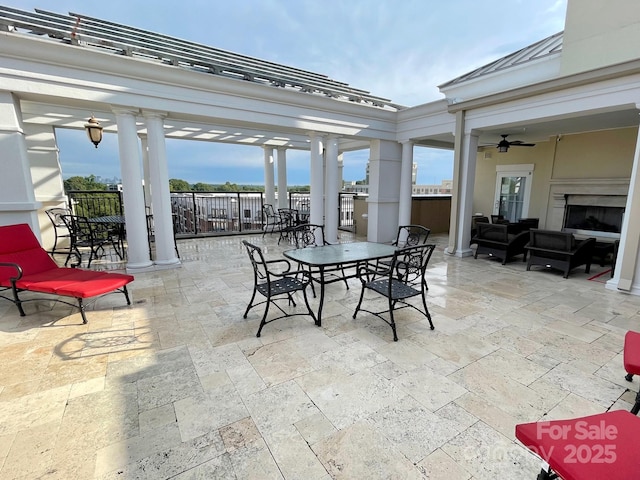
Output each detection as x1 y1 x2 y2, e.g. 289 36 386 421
169 179 191 191
215 181 238 192
193 182 216 191
64 175 107 192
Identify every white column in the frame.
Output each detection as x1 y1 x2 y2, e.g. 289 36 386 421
140 135 152 214
607 111 640 294
446 119 479 258
367 139 402 243
144 110 180 267
398 141 414 243
324 135 339 243
277 147 288 209
337 153 344 192
0 91 40 232
309 132 325 226
263 147 276 207
113 107 153 272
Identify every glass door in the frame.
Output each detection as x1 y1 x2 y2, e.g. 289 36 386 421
493 166 533 222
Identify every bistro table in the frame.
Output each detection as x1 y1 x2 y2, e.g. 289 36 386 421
283 242 398 326
89 215 126 259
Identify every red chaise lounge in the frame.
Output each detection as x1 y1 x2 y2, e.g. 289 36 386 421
516 330 640 479
0 223 134 324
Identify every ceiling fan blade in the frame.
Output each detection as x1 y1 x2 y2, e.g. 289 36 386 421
510 142 535 147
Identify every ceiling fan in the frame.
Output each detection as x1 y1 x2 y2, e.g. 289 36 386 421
494 134 536 152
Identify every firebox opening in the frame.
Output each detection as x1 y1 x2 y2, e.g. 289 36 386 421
563 205 624 235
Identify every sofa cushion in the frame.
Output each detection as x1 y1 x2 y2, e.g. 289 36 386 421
531 231 573 251
477 224 508 242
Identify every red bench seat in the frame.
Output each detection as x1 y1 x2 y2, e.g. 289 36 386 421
0 223 134 323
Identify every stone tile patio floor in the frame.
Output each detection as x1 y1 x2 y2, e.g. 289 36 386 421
1 231 639 479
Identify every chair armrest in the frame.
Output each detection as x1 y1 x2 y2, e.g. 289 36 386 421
265 258 292 273
575 237 596 250
0 262 23 283
573 237 596 257
509 231 531 248
526 245 577 256
356 262 390 282
272 269 312 282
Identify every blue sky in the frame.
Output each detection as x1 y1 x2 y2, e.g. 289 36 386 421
9 0 568 185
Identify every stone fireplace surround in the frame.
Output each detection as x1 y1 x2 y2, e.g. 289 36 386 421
548 178 629 240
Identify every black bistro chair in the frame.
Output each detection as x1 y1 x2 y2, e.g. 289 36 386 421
353 243 436 341
261 204 283 236
277 208 299 244
392 224 431 248
291 223 349 297
61 214 122 267
376 224 431 274
241 240 316 337
45 207 72 257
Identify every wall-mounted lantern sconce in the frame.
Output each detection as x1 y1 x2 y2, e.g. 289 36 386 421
84 115 103 148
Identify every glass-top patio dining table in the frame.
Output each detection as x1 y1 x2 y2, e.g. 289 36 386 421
283 242 398 326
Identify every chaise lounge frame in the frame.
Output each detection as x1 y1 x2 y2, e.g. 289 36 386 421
0 223 134 324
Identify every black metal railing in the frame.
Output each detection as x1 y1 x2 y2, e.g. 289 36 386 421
65 190 356 236
170 191 264 235
67 190 123 218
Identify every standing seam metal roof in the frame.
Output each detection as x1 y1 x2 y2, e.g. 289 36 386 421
438 31 564 89
0 5 400 109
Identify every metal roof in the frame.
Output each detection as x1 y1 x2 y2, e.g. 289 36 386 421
439 31 564 89
0 5 399 109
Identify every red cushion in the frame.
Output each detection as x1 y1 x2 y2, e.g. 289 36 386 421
0 248 58 281
624 330 640 375
515 410 640 480
55 273 134 298
0 224 58 282
14 270 109 294
0 224 42 253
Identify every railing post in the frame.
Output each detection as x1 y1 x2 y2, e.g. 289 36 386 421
192 192 198 235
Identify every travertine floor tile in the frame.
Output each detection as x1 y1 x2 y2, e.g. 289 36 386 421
3 232 640 479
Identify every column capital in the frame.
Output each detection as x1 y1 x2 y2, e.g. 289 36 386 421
307 131 327 139
141 109 167 119
111 106 140 116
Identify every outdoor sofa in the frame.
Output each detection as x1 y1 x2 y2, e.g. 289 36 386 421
471 222 530 264
525 229 595 278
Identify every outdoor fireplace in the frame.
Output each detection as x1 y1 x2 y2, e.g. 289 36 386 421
562 194 625 239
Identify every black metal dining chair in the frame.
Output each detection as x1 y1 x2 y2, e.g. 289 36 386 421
376 224 431 273
261 204 283 236
353 243 436 341
277 208 298 244
45 207 72 257
61 214 122 267
291 223 349 297
242 240 316 337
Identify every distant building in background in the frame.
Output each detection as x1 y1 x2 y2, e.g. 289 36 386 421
345 161 451 195
412 180 452 195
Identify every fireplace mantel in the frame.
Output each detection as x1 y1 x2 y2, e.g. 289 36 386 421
548 178 630 233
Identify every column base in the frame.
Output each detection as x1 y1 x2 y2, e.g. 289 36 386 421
154 258 181 269
445 247 474 258
125 260 155 273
